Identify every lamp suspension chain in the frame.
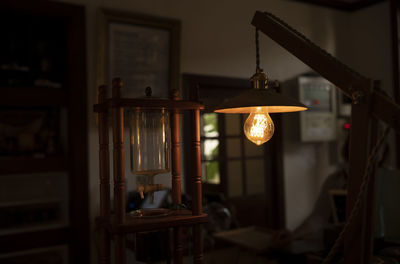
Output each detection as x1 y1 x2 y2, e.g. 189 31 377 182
255 28 260 70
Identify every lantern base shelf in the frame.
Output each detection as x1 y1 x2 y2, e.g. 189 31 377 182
97 209 207 234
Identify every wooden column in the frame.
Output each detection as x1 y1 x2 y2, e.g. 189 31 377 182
171 89 183 264
193 224 203 264
364 116 378 263
361 81 380 263
171 89 182 205
98 85 111 264
191 109 203 264
112 78 126 264
191 109 202 216
344 87 372 264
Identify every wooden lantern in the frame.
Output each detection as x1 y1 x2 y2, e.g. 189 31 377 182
94 78 207 264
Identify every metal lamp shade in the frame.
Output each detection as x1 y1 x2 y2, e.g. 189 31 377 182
214 88 307 114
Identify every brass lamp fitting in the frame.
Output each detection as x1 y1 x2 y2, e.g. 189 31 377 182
351 91 364 105
250 68 268 90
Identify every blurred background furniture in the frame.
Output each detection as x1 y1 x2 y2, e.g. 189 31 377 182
0 1 88 263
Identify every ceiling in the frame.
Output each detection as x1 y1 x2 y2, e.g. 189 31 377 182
290 0 385 11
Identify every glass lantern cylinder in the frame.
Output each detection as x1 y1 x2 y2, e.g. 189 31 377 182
130 109 171 175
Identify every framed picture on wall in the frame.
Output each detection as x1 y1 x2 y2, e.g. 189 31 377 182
97 9 181 99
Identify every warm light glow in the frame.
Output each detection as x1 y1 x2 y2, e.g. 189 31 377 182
243 110 274 145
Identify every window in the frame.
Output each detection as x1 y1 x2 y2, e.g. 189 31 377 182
201 113 220 184
183 74 285 228
200 112 267 197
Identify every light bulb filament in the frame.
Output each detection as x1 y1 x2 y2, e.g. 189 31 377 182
250 114 268 138
243 111 274 145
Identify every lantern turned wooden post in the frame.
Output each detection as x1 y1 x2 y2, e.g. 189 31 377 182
192 109 203 264
171 89 183 264
98 85 111 264
112 78 126 264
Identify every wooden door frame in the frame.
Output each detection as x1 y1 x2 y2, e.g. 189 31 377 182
390 0 400 167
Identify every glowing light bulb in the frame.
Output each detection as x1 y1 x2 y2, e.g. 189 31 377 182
243 110 274 145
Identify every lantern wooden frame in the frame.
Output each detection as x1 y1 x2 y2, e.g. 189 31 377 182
94 78 207 264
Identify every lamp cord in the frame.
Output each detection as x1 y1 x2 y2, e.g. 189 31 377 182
322 126 391 264
255 28 260 71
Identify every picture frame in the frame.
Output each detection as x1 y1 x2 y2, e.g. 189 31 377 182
97 9 181 99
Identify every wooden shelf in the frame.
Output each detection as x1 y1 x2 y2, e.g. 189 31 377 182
0 156 67 175
0 198 62 208
100 210 208 234
0 86 67 107
94 98 204 112
0 1 88 261
0 227 69 254
213 226 273 253
0 221 69 236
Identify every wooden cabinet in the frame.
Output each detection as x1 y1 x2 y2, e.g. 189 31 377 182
0 1 88 263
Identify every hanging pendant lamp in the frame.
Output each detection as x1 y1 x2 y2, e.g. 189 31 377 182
214 29 307 145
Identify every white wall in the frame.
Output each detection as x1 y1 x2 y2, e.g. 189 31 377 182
334 2 398 168
282 2 393 230
334 2 392 95
53 0 392 261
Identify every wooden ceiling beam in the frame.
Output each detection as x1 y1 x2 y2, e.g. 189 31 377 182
289 0 385 11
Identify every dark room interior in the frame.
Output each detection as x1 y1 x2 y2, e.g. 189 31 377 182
0 0 400 264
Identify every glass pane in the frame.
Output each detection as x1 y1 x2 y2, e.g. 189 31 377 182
202 139 219 160
228 161 242 197
129 109 170 175
226 138 241 158
225 114 240 136
202 161 220 184
246 159 265 195
202 113 219 137
244 139 264 156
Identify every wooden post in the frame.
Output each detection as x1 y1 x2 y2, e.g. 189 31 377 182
192 109 203 264
112 78 126 264
363 81 381 263
171 89 183 264
344 85 372 264
364 115 378 263
193 224 203 264
191 109 202 216
171 89 182 205
98 85 111 264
